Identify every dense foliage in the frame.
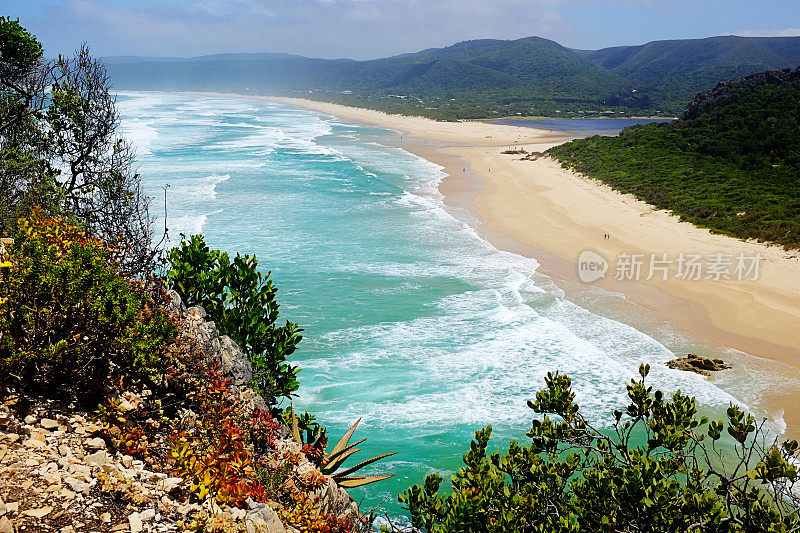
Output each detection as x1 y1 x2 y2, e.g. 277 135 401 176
583 36 800 113
0 209 175 405
547 68 800 249
167 234 302 406
394 365 800 532
0 17 157 274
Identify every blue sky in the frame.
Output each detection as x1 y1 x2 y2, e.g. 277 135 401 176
6 0 800 59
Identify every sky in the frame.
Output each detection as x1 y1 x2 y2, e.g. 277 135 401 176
5 0 800 60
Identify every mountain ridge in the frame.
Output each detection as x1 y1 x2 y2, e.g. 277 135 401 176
106 35 800 119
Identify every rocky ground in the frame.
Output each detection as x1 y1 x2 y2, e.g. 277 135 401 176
0 291 362 533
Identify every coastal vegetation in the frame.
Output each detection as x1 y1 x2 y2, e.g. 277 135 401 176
167 235 303 406
105 35 800 119
0 18 383 532
4 15 800 533
391 367 800 532
547 67 800 249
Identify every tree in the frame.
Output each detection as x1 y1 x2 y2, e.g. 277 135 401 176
395 365 800 532
0 18 158 275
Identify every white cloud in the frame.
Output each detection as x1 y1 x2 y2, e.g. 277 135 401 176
28 0 575 59
734 28 800 38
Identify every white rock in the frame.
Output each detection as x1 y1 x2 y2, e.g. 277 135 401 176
40 418 59 429
64 476 89 494
85 437 106 450
139 508 156 521
86 449 110 468
129 512 144 533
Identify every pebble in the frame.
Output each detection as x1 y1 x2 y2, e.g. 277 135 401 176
86 449 110 468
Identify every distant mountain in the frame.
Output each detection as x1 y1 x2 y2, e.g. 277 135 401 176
103 52 302 64
547 67 800 248
107 37 631 104
583 36 800 109
107 35 800 119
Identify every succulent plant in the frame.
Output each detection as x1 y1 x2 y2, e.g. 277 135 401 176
289 410 396 488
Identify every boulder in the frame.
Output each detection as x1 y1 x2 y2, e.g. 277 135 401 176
666 354 730 377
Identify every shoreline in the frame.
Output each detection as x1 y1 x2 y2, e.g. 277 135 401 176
188 93 800 436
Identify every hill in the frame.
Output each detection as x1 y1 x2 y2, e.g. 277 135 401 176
106 35 800 119
106 37 635 119
546 67 800 249
582 36 800 111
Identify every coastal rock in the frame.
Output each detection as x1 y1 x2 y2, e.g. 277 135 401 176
164 289 186 318
666 354 731 377
246 502 286 533
314 477 354 519
218 335 253 387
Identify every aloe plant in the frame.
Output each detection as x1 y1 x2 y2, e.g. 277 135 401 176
321 418 396 488
290 412 396 488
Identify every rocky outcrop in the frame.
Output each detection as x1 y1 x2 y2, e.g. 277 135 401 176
682 67 800 120
666 354 731 377
0 289 360 532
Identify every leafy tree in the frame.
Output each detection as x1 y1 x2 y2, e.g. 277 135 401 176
0 18 158 275
394 365 800 532
167 235 302 406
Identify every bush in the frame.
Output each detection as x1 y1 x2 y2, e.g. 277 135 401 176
396 365 800 533
1 18 159 275
167 235 302 406
0 209 175 404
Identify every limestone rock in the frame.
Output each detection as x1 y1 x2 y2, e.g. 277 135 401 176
246 502 286 533
129 512 143 533
0 516 12 533
666 354 731 377
86 449 111 468
218 335 253 387
40 418 59 430
165 289 186 318
22 505 52 518
85 437 106 451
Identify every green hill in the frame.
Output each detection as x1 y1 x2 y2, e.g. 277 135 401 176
105 35 800 119
106 37 635 119
546 67 800 249
582 36 800 112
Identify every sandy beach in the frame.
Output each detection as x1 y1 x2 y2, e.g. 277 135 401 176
198 94 800 435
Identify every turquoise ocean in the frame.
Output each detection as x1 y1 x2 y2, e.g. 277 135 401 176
118 92 796 520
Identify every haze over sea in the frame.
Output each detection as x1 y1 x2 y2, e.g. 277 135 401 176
118 92 791 517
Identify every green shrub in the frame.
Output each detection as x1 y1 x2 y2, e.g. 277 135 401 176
396 365 800 533
0 209 175 404
167 235 302 405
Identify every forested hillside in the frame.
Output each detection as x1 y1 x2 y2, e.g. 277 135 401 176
547 67 800 248
106 35 800 119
